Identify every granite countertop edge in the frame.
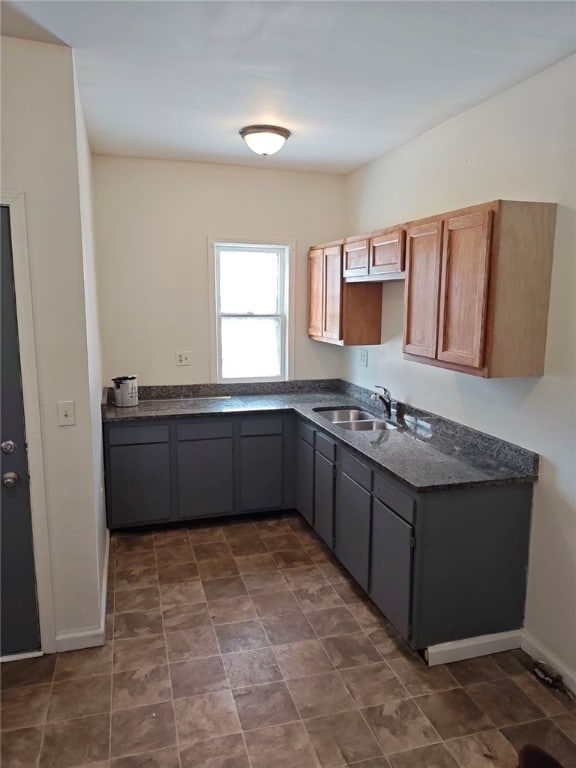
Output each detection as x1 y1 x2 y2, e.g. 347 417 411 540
101 382 538 493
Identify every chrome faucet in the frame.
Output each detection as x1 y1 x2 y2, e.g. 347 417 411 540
370 385 392 419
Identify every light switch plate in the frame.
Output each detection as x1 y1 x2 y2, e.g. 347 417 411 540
57 400 76 426
360 349 368 368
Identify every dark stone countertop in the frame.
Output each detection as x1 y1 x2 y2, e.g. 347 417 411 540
101 381 538 493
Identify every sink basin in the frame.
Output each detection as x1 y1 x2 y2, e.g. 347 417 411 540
318 408 375 422
314 406 397 431
338 420 396 431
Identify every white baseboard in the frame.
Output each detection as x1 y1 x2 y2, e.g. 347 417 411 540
55 625 105 652
100 530 110 630
521 630 576 696
425 628 576 697
54 532 110 653
425 630 522 666
0 650 43 663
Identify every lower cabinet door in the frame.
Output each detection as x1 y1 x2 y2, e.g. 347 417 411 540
108 443 172 527
314 451 335 547
335 471 371 590
177 438 234 518
297 437 314 525
370 499 413 639
240 435 283 511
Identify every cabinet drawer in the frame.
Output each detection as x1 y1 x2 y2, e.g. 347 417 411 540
177 419 233 441
370 229 405 274
343 238 369 278
299 420 315 446
373 473 415 523
108 424 169 446
240 415 283 436
340 450 372 491
315 431 337 461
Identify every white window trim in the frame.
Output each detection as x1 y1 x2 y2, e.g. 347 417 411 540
208 238 295 383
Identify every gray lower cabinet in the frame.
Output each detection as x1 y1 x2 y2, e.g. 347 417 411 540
412 483 532 648
239 415 284 511
296 421 315 526
297 439 314 526
106 424 172 528
296 427 532 651
335 452 372 590
105 413 291 528
176 419 234 519
314 431 337 546
106 413 534 654
314 451 335 547
370 499 413 640
240 435 283 511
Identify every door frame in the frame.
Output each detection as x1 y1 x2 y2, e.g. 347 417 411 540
1 190 55 654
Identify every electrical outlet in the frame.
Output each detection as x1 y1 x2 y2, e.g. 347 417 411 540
176 351 192 366
360 349 368 368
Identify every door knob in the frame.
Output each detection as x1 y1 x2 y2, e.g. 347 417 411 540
2 472 19 488
1 440 17 455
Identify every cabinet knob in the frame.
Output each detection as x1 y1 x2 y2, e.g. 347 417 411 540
1 440 17 455
2 472 19 488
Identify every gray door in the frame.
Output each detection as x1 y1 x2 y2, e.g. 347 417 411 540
370 499 413 640
1 205 41 655
314 452 335 548
240 435 283 511
296 437 314 526
335 471 371 590
177 438 234 519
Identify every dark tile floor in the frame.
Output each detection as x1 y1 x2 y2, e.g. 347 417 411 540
2 513 575 768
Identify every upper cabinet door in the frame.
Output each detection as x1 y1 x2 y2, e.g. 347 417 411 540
343 239 369 278
403 221 442 358
323 245 342 340
370 229 405 274
308 248 324 338
438 211 492 369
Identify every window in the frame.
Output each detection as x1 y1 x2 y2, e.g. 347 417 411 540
214 242 290 382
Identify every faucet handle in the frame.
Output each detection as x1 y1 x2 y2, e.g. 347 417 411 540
374 385 391 399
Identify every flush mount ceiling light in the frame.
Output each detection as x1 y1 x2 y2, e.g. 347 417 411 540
239 124 291 156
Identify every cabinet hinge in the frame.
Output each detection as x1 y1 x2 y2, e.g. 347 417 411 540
410 536 416 548
332 465 337 479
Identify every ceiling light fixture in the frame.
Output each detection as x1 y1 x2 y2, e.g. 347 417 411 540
239 124 291 156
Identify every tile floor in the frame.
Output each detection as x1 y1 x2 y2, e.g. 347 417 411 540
2 513 575 768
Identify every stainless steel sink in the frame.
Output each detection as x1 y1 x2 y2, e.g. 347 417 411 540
318 409 375 422
338 420 396 431
314 407 397 432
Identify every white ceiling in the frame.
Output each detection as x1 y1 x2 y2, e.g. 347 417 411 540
3 1 576 173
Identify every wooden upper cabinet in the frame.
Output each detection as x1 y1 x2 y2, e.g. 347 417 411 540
403 220 442 359
403 201 557 378
437 211 492 369
343 239 369 279
343 229 406 281
307 248 323 338
308 243 383 346
371 228 405 275
323 246 342 340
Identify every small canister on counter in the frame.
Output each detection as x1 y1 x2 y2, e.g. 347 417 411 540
112 375 138 407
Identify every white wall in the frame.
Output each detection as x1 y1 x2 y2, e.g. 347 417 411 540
73 56 107 596
93 157 346 384
1 37 106 646
344 56 576 679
